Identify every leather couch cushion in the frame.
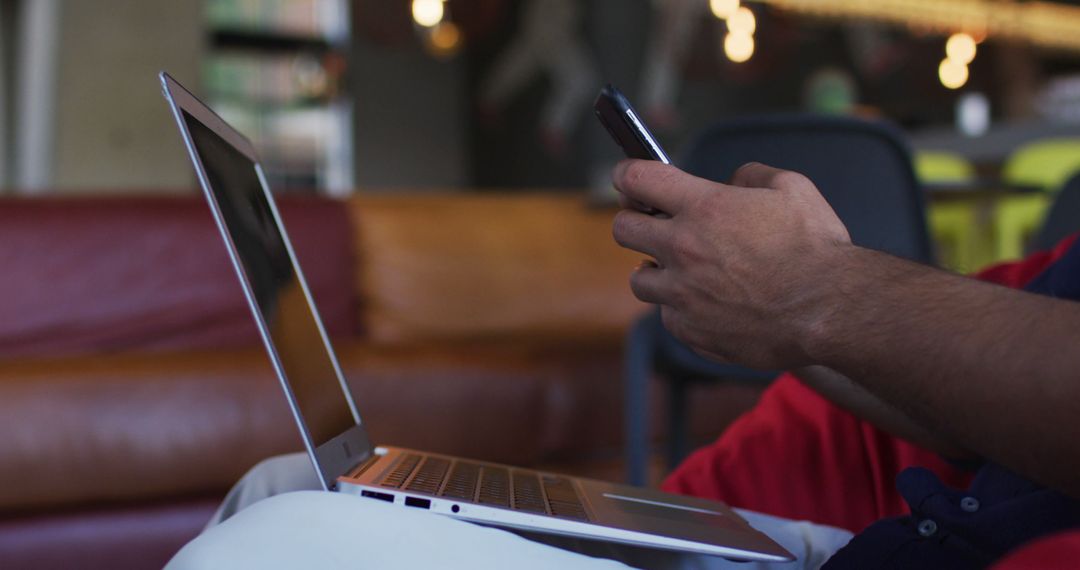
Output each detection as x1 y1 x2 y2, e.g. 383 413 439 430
0 197 355 358
348 335 765 467
348 194 647 343
0 498 220 570
0 336 758 512
0 349 302 511
0 338 623 511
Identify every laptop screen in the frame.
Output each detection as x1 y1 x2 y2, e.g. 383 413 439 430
182 110 355 446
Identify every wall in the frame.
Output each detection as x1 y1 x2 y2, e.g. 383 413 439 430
0 1 9 189
349 39 469 189
44 0 201 193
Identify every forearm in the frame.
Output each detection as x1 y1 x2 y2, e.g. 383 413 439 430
793 365 975 460
608 159 1080 494
806 247 1080 496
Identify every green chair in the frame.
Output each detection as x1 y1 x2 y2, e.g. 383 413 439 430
916 151 986 272
996 139 1080 261
915 151 975 183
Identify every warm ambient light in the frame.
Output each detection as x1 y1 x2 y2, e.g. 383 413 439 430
428 21 462 57
939 57 969 90
411 0 444 28
946 33 977 65
710 0 740 20
724 31 755 63
727 6 757 35
754 0 1080 52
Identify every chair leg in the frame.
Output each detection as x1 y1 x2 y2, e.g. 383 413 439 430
624 314 655 486
667 376 689 471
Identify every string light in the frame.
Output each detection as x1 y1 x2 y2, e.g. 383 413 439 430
939 57 969 89
938 32 975 89
411 0 444 28
750 0 1080 53
724 31 755 63
728 6 757 35
710 0 740 20
946 33 977 65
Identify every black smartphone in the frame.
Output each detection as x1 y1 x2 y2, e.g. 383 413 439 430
594 84 671 164
594 84 671 214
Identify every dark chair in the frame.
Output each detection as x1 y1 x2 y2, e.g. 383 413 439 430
1032 172 1080 253
624 114 936 485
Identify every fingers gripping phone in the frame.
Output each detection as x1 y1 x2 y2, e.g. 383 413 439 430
594 84 671 214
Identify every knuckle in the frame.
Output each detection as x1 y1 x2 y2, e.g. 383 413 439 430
629 268 659 303
623 160 679 192
611 210 633 245
771 170 812 191
730 162 760 186
622 160 649 188
670 231 702 264
628 272 642 296
654 163 679 184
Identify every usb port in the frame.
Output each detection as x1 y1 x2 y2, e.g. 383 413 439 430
404 497 431 509
361 490 394 503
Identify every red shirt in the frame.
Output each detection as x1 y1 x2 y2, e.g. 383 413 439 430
661 235 1080 551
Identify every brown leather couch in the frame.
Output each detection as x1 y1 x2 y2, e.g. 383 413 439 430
0 193 763 569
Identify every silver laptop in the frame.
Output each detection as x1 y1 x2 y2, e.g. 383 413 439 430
160 71 792 563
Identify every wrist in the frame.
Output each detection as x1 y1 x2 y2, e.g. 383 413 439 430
794 244 878 367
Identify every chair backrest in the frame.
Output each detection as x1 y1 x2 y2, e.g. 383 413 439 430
1033 172 1080 252
1002 138 1080 192
914 151 976 184
678 114 934 264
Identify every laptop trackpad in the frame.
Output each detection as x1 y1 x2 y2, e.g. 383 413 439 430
602 493 747 531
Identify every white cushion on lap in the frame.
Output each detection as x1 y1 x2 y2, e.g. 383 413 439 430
168 491 633 570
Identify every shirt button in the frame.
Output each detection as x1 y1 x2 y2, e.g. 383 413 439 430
917 519 938 537
961 497 980 513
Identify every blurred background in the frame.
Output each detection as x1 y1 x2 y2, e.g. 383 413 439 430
3 0 1080 195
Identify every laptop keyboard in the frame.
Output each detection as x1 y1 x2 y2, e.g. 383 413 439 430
379 454 588 521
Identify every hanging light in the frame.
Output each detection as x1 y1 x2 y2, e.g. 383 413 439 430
946 33 977 65
412 0 444 28
939 58 969 89
710 0 740 20
727 6 757 35
724 31 755 63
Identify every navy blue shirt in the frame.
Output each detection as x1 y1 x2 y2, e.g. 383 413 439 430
824 239 1080 569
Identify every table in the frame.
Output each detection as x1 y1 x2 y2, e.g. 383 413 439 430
923 180 1050 272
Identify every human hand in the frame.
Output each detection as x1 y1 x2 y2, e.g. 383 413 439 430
611 160 853 369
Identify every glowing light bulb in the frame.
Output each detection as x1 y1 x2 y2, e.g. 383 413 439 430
946 33 977 65
724 31 755 63
939 58 969 90
727 6 756 35
710 0 740 20
412 0 444 28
